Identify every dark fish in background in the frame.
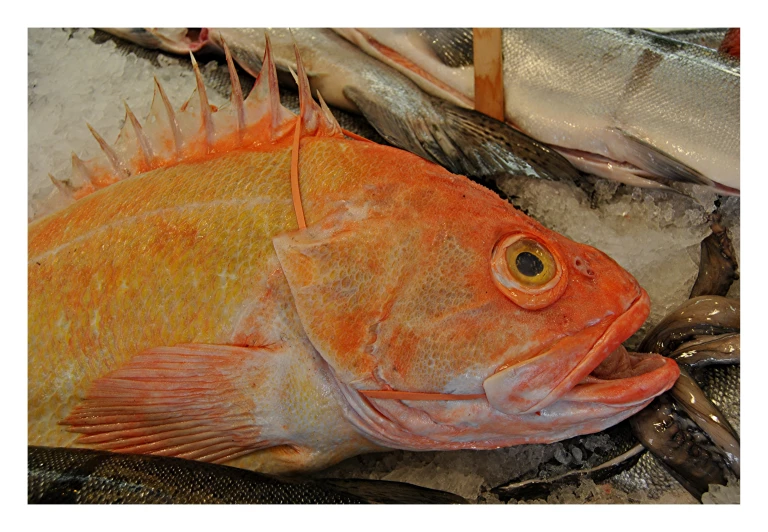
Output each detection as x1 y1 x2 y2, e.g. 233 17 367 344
337 28 740 194
628 241 740 503
629 394 735 501
638 296 740 355
100 27 584 185
28 446 467 504
491 421 644 501
689 220 739 298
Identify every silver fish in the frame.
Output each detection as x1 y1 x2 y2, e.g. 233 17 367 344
336 29 740 194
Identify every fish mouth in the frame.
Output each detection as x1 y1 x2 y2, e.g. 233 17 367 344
566 345 679 406
484 289 677 415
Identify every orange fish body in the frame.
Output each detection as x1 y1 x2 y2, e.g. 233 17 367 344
28 39 678 474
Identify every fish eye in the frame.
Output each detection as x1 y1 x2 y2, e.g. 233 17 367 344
505 239 557 286
491 234 568 310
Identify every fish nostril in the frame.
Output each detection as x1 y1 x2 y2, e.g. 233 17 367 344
573 256 595 278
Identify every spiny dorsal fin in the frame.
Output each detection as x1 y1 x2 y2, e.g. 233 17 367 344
47 30 352 216
48 174 76 199
70 153 94 187
316 90 343 137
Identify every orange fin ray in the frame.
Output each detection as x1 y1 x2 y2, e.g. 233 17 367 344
86 122 131 179
189 52 215 149
222 38 246 140
243 33 295 142
150 77 183 156
123 101 155 167
62 344 282 464
48 173 77 199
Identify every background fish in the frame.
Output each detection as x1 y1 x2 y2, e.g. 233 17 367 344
28 446 467 504
337 28 740 194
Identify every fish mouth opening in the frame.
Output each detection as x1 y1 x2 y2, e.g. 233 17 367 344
564 346 679 406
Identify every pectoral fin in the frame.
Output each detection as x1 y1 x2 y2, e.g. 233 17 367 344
62 344 287 464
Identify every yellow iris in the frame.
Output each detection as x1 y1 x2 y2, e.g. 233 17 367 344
505 239 557 287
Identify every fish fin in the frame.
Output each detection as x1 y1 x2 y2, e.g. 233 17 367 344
243 33 296 142
221 38 246 139
612 128 717 188
189 52 215 148
53 36 298 205
293 39 343 139
343 86 581 182
62 344 288 464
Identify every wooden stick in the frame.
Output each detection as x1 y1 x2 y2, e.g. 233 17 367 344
472 28 505 121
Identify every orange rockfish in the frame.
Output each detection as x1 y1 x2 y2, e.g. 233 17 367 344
28 37 679 474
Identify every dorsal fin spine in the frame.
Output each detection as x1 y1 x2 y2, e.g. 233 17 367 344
221 39 245 142
70 152 94 186
190 53 215 149
154 76 183 155
263 34 286 138
124 101 155 167
49 174 75 199
87 123 130 178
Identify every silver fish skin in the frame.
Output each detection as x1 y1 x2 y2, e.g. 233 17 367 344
337 29 740 193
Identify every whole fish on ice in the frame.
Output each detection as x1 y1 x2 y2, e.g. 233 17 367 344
28 37 678 475
336 28 740 193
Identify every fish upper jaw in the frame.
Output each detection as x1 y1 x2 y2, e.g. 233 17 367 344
483 289 665 415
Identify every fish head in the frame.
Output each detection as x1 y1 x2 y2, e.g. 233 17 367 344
273 140 678 450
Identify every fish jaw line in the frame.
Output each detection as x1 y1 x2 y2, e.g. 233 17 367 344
484 289 651 416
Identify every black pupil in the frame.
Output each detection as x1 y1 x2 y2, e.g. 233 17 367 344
516 251 544 277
